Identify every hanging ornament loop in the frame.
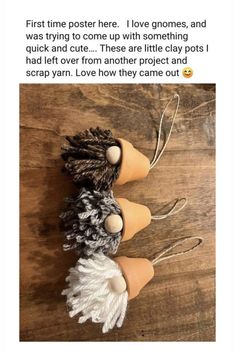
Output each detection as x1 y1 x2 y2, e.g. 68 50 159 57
151 197 187 220
150 93 180 169
151 236 203 266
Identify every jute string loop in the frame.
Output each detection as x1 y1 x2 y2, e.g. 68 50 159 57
151 198 187 220
150 93 180 169
151 236 203 266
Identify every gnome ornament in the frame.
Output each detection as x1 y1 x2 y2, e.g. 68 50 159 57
62 237 203 333
61 94 180 191
60 187 187 255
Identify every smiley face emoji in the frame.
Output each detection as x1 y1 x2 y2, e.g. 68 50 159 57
182 67 193 78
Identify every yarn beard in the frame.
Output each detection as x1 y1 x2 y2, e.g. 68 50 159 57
60 188 122 255
62 253 128 333
61 127 120 191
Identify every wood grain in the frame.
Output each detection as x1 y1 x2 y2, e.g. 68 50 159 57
20 84 215 341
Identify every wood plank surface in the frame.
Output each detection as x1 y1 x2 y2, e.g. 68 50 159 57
20 83 215 341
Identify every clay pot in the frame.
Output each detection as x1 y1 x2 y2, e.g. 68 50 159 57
116 198 151 241
115 138 150 185
115 256 154 300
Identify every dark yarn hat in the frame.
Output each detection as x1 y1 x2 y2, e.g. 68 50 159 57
61 127 120 191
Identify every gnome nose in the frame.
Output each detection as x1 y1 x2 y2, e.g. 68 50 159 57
104 214 123 233
106 146 122 165
109 275 127 294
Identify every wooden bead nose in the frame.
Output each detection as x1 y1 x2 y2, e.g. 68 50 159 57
104 214 123 233
106 146 122 165
109 275 127 294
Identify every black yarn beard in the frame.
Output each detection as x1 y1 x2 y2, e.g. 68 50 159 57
61 127 120 191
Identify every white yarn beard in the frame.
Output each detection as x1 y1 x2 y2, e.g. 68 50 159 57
62 253 128 333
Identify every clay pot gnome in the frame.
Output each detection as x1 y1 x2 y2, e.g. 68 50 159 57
61 94 180 191
62 237 203 333
60 187 186 255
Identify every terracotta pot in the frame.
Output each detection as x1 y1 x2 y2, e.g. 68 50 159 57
116 198 151 241
115 138 150 185
115 256 154 300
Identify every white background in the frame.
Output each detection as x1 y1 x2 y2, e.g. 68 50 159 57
1 0 235 352
22 17 211 83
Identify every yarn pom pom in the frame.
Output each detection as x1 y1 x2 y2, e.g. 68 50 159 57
60 188 122 255
61 127 120 191
62 253 128 333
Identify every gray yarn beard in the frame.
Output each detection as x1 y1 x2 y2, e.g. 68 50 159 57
60 188 122 256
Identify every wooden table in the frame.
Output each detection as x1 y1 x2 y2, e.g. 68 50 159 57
20 84 215 341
